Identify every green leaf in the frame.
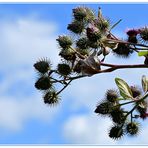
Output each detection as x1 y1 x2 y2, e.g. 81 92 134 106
142 75 148 92
138 51 148 56
115 78 133 100
110 19 122 31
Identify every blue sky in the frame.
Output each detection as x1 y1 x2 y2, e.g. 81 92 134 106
0 3 148 145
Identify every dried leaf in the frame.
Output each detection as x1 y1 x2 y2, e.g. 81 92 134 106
142 75 148 92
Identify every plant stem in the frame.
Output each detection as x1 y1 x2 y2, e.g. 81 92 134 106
119 100 135 106
100 63 148 73
106 39 148 48
56 80 73 95
124 93 148 119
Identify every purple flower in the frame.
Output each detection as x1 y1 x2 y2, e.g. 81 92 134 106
126 29 140 37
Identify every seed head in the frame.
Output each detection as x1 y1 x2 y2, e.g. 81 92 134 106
43 91 60 105
56 35 72 49
87 40 100 49
94 102 113 115
126 122 139 136
112 43 133 58
76 37 89 49
67 21 85 34
34 58 51 74
130 86 141 98
73 7 87 21
59 48 76 61
109 125 124 140
57 63 71 76
110 108 125 124
35 76 52 90
136 100 148 120
73 7 95 22
106 89 119 103
76 48 89 56
94 18 110 32
139 26 148 43
86 26 102 42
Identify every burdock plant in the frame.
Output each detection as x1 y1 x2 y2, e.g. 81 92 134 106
34 6 148 140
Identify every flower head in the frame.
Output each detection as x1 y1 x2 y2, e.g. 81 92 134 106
56 35 72 49
139 26 148 43
35 76 52 90
86 25 102 42
34 58 51 74
109 125 124 140
126 122 139 136
126 29 139 37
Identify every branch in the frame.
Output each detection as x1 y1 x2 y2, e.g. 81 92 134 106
100 63 148 73
101 63 148 68
106 39 148 48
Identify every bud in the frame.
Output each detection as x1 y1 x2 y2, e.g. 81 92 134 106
57 63 71 76
106 89 119 103
34 59 51 74
139 26 148 43
59 48 76 61
112 43 133 58
56 35 72 49
136 100 148 120
110 108 125 124
43 91 59 105
126 122 139 136
67 21 85 34
73 7 95 22
126 29 139 37
76 48 89 56
94 18 110 32
130 86 141 98
86 26 102 42
73 7 87 21
94 102 113 115
87 40 100 49
109 125 124 139
35 76 52 90
76 37 89 49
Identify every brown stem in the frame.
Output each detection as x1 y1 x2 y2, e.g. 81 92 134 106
106 39 148 48
101 63 148 68
57 64 148 82
100 64 148 73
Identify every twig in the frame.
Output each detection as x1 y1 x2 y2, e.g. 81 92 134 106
56 80 73 95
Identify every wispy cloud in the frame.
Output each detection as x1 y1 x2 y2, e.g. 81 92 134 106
0 15 61 132
63 114 117 144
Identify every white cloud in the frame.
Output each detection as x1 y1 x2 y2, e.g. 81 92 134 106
61 48 147 145
0 16 61 131
0 95 59 131
0 16 60 71
0 12 147 145
63 114 117 144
